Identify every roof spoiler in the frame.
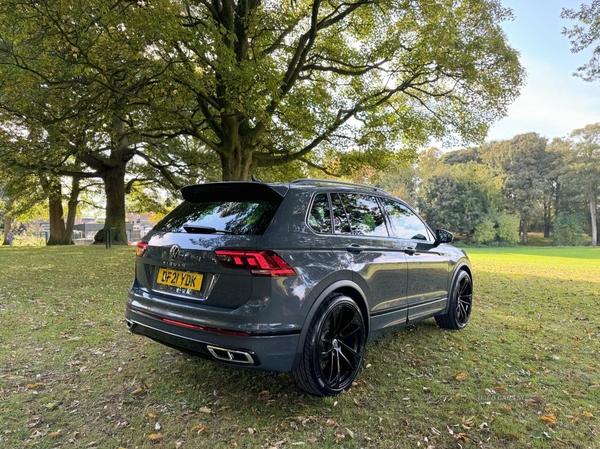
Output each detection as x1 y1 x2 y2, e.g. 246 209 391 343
181 182 288 203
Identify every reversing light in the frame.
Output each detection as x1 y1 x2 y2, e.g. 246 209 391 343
136 241 149 257
215 250 296 276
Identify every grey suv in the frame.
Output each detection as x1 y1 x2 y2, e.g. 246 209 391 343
126 179 473 396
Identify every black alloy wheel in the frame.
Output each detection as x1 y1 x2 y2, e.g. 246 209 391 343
435 270 473 330
293 294 366 396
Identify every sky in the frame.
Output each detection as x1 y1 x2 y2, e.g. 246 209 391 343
484 0 600 143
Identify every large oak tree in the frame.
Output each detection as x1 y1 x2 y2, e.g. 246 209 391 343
1 0 525 242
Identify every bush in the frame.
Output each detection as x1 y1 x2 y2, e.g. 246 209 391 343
473 220 496 244
553 214 587 246
496 214 520 245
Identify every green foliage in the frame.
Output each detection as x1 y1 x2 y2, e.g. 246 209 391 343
418 161 503 238
553 214 587 246
472 219 496 244
495 214 520 244
562 1 600 81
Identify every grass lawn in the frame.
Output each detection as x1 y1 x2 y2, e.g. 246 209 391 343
0 245 599 448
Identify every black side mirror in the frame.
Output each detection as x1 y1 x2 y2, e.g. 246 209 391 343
435 229 453 245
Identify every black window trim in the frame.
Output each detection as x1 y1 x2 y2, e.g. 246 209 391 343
306 192 334 235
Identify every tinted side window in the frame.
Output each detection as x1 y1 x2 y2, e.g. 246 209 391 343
308 193 332 233
154 200 278 235
381 199 430 240
339 194 388 237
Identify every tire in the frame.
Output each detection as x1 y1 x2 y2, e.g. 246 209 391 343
292 294 366 396
435 270 473 330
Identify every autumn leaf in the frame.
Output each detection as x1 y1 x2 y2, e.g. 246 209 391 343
199 406 212 414
27 382 45 389
148 413 157 418
191 424 209 434
325 419 336 427
131 387 145 396
455 372 468 381
583 411 594 420
48 430 61 437
541 414 557 424
148 433 163 442
454 432 469 443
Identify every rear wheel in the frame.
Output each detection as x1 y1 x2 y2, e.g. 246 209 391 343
435 270 473 330
293 294 366 396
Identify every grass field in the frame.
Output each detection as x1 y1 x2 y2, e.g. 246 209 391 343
0 245 599 448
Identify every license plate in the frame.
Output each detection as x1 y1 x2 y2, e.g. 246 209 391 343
156 268 203 291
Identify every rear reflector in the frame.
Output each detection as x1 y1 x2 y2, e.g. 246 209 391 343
163 318 250 337
215 250 296 276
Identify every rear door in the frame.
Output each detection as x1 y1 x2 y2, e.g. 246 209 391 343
380 199 450 321
329 193 409 326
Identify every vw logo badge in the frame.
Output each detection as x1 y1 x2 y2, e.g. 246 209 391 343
169 245 180 260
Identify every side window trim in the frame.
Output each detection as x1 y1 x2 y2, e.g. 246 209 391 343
307 192 333 235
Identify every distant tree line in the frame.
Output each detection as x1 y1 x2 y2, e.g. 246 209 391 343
369 126 600 247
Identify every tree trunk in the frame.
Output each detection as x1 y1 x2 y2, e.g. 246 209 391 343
590 193 598 247
521 216 529 244
219 141 254 181
65 177 81 241
94 163 128 244
2 215 12 245
543 201 551 238
40 178 72 245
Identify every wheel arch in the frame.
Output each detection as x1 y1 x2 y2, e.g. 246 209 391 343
442 262 472 315
290 280 370 371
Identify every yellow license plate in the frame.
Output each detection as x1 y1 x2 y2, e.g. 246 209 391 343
156 268 203 291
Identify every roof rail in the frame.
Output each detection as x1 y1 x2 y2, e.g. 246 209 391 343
291 178 389 194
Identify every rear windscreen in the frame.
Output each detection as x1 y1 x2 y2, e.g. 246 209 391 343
154 200 280 235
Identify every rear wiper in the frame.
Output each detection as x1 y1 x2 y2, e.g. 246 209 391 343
183 225 232 234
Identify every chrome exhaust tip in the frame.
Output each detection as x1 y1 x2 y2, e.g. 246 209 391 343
125 319 134 329
206 345 254 365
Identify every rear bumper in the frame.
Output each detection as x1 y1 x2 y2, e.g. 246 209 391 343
125 305 300 372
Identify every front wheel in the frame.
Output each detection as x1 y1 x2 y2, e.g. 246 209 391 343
435 270 473 330
292 294 366 396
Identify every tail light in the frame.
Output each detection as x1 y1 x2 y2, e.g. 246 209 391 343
136 241 149 257
215 250 296 276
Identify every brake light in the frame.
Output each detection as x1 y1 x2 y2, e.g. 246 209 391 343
136 241 149 257
215 250 296 276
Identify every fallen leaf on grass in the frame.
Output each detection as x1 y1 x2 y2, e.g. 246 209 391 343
131 387 145 396
583 411 594 420
149 433 163 442
454 432 469 443
540 414 557 424
148 412 157 418
199 406 212 414
27 383 45 389
325 418 336 427
335 434 345 443
191 424 209 434
455 372 468 381
48 430 61 437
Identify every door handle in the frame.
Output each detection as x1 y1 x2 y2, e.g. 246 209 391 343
404 247 416 255
346 244 363 253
